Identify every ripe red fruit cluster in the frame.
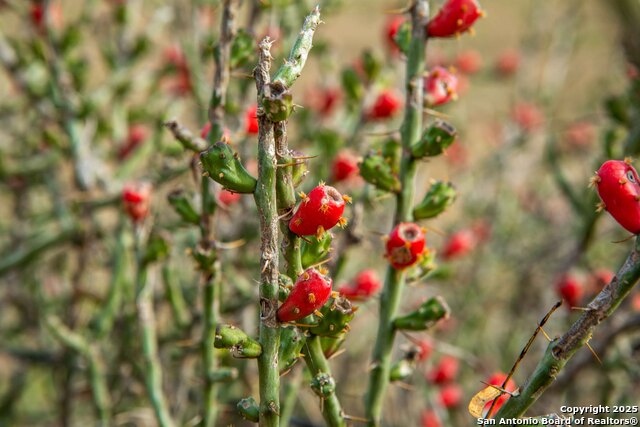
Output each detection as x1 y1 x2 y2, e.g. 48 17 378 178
385 223 427 269
277 268 333 322
122 182 152 223
289 183 350 237
483 372 517 415
427 0 484 38
427 355 459 384
338 269 381 301
592 159 640 234
420 409 442 427
555 273 583 309
245 105 259 135
425 66 459 107
438 384 463 408
118 124 148 160
331 151 359 183
367 90 402 120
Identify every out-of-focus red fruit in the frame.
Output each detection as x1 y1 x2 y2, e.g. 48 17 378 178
168 72 192 96
471 220 491 243
427 355 459 384
218 189 241 206
438 384 463 408
628 64 639 80
118 124 149 160
441 229 476 260
564 121 596 149
424 66 458 107
277 268 333 322
555 273 584 308
122 182 152 223
289 184 350 237
385 16 406 53
420 409 442 427
593 159 640 234
427 0 484 38
495 49 521 77
416 339 434 362
331 151 359 183
455 50 482 75
307 86 341 118
367 90 402 120
512 102 544 133
164 45 188 70
632 293 640 312
445 140 467 167
200 122 212 139
245 105 259 135
590 268 614 293
385 223 427 269
338 269 381 301
31 2 63 32
483 372 517 415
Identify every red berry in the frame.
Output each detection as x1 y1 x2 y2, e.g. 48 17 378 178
632 293 640 312
416 339 434 362
118 124 148 160
30 4 44 29
593 160 640 234
289 184 349 237
441 229 476 260
338 269 381 301
455 50 482 75
164 45 188 70
495 49 520 77
331 151 359 183
590 268 614 292
277 268 333 322
200 122 212 139
385 16 406 53
218 189 241 206
367 90 402 120
122 182 152 223
30 2 63 32
427 0 484 38
555 273 583 308
245 105 259 135
385 223 427 269
424 66 458 107
307 86 341 118
438 384 463 408
427 355 459 384
420 410 442 427
483 372 517 415
512 102 544 133
564 121 595 149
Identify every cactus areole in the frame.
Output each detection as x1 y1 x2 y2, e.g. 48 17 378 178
277 268 333 322
385 223 427 269
289 183 350 237
593 159 640 234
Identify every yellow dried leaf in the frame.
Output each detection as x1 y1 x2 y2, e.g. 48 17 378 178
468 386 502 418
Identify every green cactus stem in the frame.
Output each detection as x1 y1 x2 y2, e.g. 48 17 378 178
278 326 306 374
410 120 457 158
413 181 457 220
358 151 401 193
208 367 239 383
301 232 333 270
167 189 200 225
200 141 258 193
214 324 263 359
310 296 355 338
393 296 450 331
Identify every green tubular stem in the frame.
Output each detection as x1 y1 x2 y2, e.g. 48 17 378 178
44 316 112 426
495 237 640 421
161 263 190 330
303 336 346 427
364 2 428 426
279 367 302 427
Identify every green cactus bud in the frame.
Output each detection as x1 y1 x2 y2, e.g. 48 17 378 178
361 49 382 83
142 233 170 265
262 81 294 122
301 232 333 269
389 359 414 382
341 67 364 104
359 151 401 193
310 296 355 337
411 120 457 158
278 326 306 374
278 274 293 302
381 137 401 174
413 181 457 220
310 372 336 398
407 249 438 283
209 367 239 383
214 324 262 359
291 150 310 188
393 296 450 331
192 245 217 273
394 21 411 55
237 396 260 422
167 189 200 225
230 30 254 69
200 141 257 193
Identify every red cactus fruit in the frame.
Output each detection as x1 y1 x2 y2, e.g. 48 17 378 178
592 159 640 234
483 372 517 415
385 16 406 53
441 229 476 260
632 293 640 312
495 49 520 77
591 268 614 293
331 151 359 183
427 0 484 38
218 189 241 206
416 338 434 362
307 86 341 118
31 2 63 32
420 410 442 427
427 355 459 384
122 182 152 223
338 269 381 301
564 121 595 150
200 122 212 139
164 45 188 70
245 105 259 135
385 223 427 269
118 124 149 160
289 183 350 237
277 268 333 322
424 66 458 107
438 384 463 408
367 90 402 120
455 50 482 75
512 102 544 133
555 273 583 308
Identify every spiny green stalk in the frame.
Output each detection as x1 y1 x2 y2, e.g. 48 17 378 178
254 37 281 427
44 316 111 426
161 263 190 329
364 2 429 426
279 368 302 427
495 236 640 421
